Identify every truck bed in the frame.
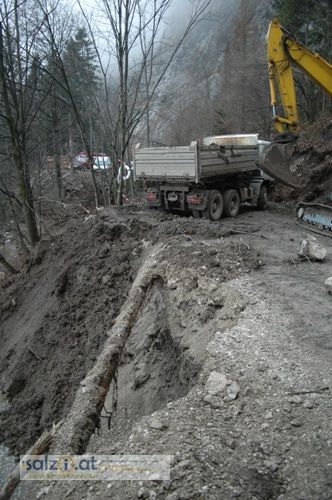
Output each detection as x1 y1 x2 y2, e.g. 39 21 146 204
134 138 260 183
135 145 197 181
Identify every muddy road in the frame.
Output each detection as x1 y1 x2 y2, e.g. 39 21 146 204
0 204 331 499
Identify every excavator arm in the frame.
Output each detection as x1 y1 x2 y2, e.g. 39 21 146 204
262 18 332 231
267 17 332 134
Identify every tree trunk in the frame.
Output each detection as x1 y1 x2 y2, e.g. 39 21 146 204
15 153 39 245
0 20 39 246
117 162 123 205
52 90 63 202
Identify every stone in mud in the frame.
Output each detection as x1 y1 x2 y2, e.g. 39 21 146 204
150 419 168 431
298 235 326 261
205 371 228 396
324 277 332 294
227 381 240 400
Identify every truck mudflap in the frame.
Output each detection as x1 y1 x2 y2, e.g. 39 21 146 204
297 202 332 233
145 189 162 207
186 191 207 211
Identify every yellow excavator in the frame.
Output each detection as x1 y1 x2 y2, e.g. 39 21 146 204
267 17 332 136
261 17 332 230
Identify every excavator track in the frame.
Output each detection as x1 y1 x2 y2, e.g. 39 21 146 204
296 202 332 235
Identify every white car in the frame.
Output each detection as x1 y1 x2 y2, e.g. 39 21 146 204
93 156 111 170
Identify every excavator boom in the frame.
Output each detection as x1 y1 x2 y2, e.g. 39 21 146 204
267 18 298 133
267 17 332 134
262 18 332 232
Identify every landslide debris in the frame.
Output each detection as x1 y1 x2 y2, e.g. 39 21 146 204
273 114 332 202
0 208 261 457
0 216 146 455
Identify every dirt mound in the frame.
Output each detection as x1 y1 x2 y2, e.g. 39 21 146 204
272 114 332 202
0 216 145 456
295 115 332 201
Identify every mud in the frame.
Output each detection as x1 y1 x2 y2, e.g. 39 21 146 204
1 203 331 500
271 114 332 202
0 217 147 455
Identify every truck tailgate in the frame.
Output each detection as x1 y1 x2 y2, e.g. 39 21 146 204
134 145 197 180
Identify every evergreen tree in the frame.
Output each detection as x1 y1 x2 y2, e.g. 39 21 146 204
272 0 332 58
62 28 100 151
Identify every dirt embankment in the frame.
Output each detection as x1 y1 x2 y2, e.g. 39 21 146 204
0 214 148 455
273 114 332 202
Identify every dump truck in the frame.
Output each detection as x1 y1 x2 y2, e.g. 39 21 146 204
134 134 273 220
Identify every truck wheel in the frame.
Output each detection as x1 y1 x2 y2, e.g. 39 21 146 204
203 190 223 221
192 210 202 218
223 189 240 217
257 184 267 210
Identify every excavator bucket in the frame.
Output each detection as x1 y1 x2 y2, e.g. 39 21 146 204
259 141 301 189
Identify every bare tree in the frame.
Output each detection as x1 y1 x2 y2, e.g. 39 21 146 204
0 0 43 245
79 0 212 205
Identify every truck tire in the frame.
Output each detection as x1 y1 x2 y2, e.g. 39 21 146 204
223 189 240 217
203 190 223 221
257 184 267 210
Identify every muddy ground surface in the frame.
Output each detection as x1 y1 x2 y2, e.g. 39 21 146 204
1 203 331 499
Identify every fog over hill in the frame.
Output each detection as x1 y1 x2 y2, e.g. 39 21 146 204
139 0 273 145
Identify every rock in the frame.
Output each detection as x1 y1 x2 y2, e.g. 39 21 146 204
65 487 76 497
270 455 283 465
168 279 178 290
150 419 168 431
227 381 240 400
165 493 180 500
288 395 302 404
206 371 228 396
324 277 332 294
303 400 314 409
225 438 236 449
149 491 157 499
101 275 110 284
137 487 148 498
264 460 279 472
36 488 51 499
298 235 326 261
177 459 191 469
290 419 303 427
202 394 224 409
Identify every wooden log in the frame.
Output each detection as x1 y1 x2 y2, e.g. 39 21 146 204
0 422 62 500
51 246 167 454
